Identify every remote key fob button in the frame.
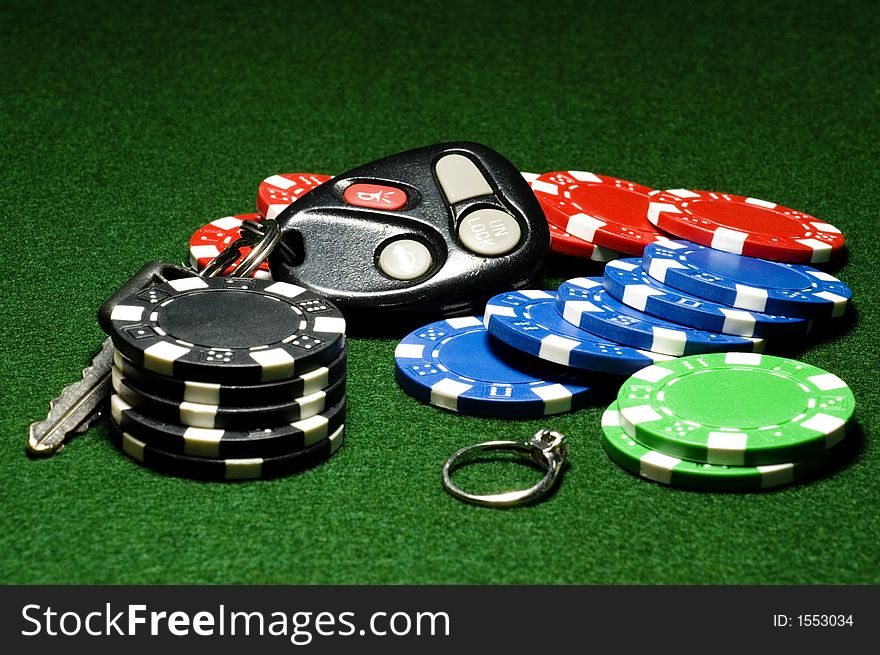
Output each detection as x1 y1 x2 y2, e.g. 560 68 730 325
458 208 521 256
434 154 493 204
377 239 433 280
343 183 407 210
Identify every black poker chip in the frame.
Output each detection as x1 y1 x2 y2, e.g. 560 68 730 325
113 348 347 407
107 415 345 481
112 367 346 430
110 393 347 459
107 277 346 384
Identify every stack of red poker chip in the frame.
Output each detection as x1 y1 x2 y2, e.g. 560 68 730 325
525 169 846 264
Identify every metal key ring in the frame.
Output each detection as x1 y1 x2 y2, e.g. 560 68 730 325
200 219 283 278
239 219 298 264
200 237 249 277
229 219 282 278
442 429 569 508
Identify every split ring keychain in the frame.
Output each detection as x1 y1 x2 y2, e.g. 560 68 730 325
442 429 570 508
200 219 295 278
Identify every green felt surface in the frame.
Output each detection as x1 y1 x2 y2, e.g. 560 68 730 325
2 0 879 584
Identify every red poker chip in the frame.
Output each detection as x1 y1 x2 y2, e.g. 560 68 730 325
256 172 332 220
646 189 846 264
548 222 620 261
188 213 272 279
530 171 666 255
522 172 620 262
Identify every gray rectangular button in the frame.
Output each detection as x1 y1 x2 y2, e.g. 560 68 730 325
435 154 493 204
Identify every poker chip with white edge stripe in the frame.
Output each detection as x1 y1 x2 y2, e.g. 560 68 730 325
528 170 666 255
602 258 813 338
601 402 836 492
483 290 675 375
256 172 331 220
112 347 347 406
393 315 604 418
111 366 347 429
641 240 852 319
522 172 622 261
615 352 855 466
110 393 347 459
108 418 345 481
646 189 846 264
108 276 346 384
555 276 764 356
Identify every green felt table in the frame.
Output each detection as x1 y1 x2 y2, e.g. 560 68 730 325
3 0 879 585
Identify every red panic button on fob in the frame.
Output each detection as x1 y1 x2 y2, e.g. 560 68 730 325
343 183 407 210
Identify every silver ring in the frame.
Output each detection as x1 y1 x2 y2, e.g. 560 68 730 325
441 429 569 508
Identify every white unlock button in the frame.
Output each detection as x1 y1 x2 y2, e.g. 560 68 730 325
458 208 521 256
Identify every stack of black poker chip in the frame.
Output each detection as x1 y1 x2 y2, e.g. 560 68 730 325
104 276 347 481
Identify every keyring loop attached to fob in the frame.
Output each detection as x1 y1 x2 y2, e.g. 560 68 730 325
200 220 282 278
239 219 298 265
229 219 282 278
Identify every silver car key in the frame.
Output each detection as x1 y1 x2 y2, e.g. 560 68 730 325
27 261 198 456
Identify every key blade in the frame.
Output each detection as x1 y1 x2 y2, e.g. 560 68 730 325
72 406 105 435
27 337 114 457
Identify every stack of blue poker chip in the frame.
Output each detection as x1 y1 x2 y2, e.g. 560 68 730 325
544 241 845 368
597 241 851 339
554 277 764 356
602 259 814 338
394 238 853 419
559 239 850 368
482 290 676 374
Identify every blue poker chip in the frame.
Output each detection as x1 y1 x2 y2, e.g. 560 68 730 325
394 316 605 418
484 290 675 375
603 259 813 338
642 240 851 319
555 277 764 356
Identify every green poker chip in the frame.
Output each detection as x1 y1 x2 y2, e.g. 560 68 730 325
616 352 855 466
601 403 835 491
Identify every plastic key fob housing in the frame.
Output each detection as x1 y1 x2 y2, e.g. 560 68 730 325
270 142 549 319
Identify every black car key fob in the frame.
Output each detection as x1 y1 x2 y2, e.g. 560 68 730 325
269 142 549 319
